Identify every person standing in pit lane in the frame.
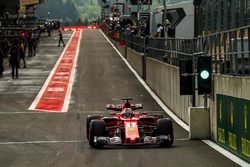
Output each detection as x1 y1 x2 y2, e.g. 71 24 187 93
32 36 37 56
28 35 33 57
19 40 26 68
0 42 4 77
9 41 19 79
58 30 65 47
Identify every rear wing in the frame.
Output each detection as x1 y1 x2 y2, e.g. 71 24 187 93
106 104 143 111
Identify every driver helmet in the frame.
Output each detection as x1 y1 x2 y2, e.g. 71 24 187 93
122 108 133 118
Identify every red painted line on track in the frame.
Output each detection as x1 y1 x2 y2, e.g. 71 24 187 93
29 30 81 112
62 25 97 31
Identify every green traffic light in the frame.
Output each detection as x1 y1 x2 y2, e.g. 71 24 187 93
197 56 212 94
200 70 209 79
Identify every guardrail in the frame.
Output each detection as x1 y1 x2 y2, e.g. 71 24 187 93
126 35 145 53
147 37 194 66
195 26 250 75
100 24 250 76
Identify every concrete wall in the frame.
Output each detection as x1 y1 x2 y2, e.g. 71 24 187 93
189 107 210 139
110 40 126 58
127 48 143 77
146 57 192 123
214 74 250 99
123 50 205 125
110 41 142 77
116 42 125 57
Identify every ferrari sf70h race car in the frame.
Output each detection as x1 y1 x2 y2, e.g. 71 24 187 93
86 98 174 148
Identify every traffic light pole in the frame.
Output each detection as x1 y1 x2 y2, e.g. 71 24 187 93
163 0 166 25
191 52 203 107
204 93 208 108
192 55 196 107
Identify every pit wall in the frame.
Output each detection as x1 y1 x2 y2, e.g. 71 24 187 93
115 42 126 57
112 40 250 162
127 48 143 77
115 42 204 124
110 39 126 57
146 57 204 124
113 40 250 140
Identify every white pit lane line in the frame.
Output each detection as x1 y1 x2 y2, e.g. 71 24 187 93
0 140 82 145
100 30 250 166
0 110 163 115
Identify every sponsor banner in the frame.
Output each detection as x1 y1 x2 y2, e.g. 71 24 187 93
62 25 98 31
217 94 250 163
20 0 39 5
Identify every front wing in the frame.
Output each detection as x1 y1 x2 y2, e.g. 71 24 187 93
93 135 171 146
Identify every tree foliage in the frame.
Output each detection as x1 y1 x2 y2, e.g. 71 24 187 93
36 0 101 25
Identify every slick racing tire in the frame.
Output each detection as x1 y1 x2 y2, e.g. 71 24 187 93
89 120 106 148
86 115 102 140
157 118 174 147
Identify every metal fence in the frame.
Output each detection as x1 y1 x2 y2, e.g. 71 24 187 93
101 24 250 76
147 37 194 66
195 26 250 75
125 34 145 53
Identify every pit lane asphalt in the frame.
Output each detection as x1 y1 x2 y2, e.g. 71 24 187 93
0 30 241 167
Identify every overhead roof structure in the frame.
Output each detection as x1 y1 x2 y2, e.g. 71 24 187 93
0 0 19 5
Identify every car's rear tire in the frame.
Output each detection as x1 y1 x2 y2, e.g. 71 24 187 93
89 120 106 148
86 115 102 140
157 118 174 147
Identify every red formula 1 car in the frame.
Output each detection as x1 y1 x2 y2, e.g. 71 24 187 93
86 98 174 148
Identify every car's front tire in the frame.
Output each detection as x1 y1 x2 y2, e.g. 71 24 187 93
86 115 102 140
157 118 174 147
89 120 106 148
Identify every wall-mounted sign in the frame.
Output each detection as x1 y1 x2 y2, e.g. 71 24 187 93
20 0 39 5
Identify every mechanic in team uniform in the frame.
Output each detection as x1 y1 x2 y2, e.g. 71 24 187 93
9 41 19 79
0 42 4 77
19 40 26 68
58 30 65 47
